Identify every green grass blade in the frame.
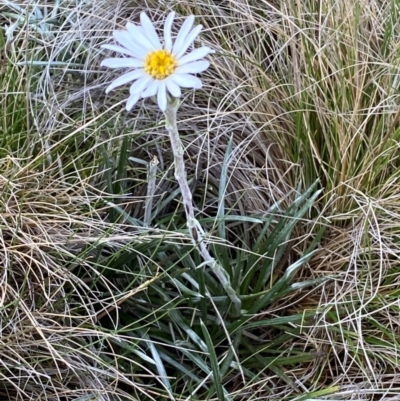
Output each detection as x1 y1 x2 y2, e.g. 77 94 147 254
200 320 226 401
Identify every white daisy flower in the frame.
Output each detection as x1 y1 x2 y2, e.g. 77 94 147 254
100 12 212 111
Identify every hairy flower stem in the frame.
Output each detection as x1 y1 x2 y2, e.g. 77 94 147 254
164 98 241 316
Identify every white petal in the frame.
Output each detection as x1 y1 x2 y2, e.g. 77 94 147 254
166 79 181 97
126 93 140 111
175 25 202 59
171 73 202 89
157 81 167 111
178 47 212 65
140 12 162 49
129 75 152 95
126 22 155 51
172 15 194 56
176 60 209 74
105 69 146 93
164 12 175 52
101 58 143 69
101 44 136 58
141 80 159 98
113 31 147 59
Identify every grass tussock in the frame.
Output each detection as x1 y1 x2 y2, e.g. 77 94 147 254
2 0 400 400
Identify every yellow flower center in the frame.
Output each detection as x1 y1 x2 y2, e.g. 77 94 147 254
144 49 178 80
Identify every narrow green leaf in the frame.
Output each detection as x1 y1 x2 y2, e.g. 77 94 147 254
159 350 208 387
115 133 129 196
138 330 174 399
218 135 234 240
200 320 225 401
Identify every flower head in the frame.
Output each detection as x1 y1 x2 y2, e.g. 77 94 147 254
101 12 212 111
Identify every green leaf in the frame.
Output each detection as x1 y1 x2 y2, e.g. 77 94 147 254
200 319 225 401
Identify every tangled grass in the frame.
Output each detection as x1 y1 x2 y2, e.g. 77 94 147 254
1 0 400 400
